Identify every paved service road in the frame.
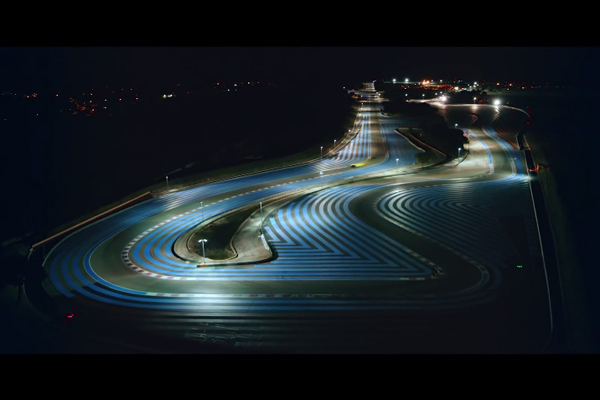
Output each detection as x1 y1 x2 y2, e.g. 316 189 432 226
34 83 557 353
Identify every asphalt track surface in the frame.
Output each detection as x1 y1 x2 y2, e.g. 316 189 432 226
33 84 556 353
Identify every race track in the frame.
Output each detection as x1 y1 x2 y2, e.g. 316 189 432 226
35 85 553 353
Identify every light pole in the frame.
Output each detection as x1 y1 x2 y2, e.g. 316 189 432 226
199 239 207 265
458 147 461 160
473 97 477 104
396 158 399 167
259 201 263 233
166 175 169 190
320 146 323 160
334 139 336 148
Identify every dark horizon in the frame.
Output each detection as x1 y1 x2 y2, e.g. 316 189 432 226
2 47 599 92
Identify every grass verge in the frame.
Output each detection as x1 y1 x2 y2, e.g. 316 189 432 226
390 111 461 158
524 130 592 352
188 206 257 260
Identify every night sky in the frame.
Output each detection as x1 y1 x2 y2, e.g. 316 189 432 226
2 47 599 91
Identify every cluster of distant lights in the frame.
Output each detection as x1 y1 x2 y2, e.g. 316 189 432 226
3 79 554 105
390 78 556 91
382 78 507 105
3 82 268 114
1 82 271 121
391 77 479 89
215 81 262 92
434 93 500 105
4 82 266 102
1 82 265 118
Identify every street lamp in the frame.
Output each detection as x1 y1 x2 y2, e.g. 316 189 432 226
458 148 461 160
454 123 458 128
166 175 169 190
396 158 399 167
473 97 477 104
321 146 323 160
334 139 337 147
199 239 207 265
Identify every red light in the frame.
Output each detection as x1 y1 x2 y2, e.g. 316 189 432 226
526 121 529 124
67 314 74 318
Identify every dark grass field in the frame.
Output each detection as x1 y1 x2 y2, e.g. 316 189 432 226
0 84 354 244
189 206 257 260
496 89 599 352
